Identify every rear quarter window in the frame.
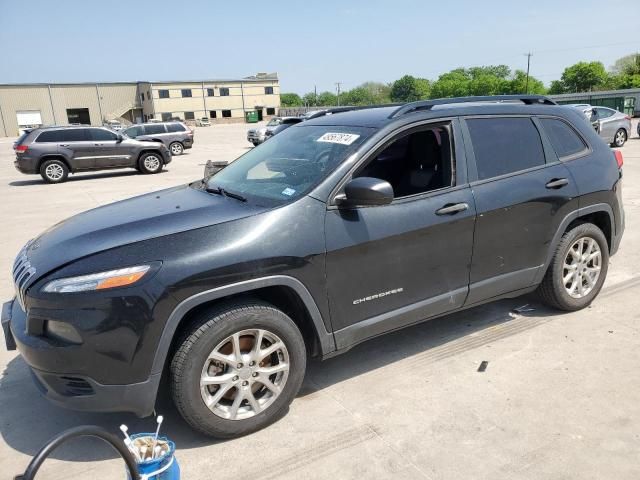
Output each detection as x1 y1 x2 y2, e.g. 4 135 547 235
539 118 587 159
166 123 186 132
466 117 545 180
144 124 166 135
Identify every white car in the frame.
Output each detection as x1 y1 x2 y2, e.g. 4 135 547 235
196 117 211 127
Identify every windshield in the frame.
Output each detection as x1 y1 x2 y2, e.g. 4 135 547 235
266 118 282 126
205 125 374 206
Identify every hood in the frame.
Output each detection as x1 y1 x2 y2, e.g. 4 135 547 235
24 183 268 278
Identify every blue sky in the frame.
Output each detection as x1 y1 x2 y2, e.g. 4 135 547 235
0 0 638 94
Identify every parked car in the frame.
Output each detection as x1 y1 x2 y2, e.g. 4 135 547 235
2 95 624 438
123 121 193 156
568 104 631 147
246 116 301 146
103 120 123 131
196 117 211 127
263 117 303 140
13 125 171 183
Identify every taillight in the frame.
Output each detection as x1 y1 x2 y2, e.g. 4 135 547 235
614 150 624 168
624 115 631 121
15 145 28 153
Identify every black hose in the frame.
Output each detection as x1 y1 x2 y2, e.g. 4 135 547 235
15 425 138 480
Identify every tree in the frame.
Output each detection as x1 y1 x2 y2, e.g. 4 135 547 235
508 70 546 95
430 69 471 98
316 91 337 106
610 53 640 76
390 75 430 102
302 92 318 106
560 61 608 92
280 93 302 107
548 80 566 94
359 82 392 104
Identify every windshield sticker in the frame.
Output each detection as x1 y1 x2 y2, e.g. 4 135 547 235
316 132 360 145
282 187 296 196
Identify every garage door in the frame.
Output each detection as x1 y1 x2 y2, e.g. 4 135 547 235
16 110 42 127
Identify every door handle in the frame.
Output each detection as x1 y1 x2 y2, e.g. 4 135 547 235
436 202 469 215
545 178 569 189
59 144 69 147
94 143 103 146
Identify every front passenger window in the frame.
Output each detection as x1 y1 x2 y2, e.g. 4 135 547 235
355 125 454 198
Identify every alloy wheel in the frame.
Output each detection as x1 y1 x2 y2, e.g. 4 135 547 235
143 155 160 171
45 164 64 181
170 143 183 155
615 130 626 147
200 329 290 421
563 236 602 298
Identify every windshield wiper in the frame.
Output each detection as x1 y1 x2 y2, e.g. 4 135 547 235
205 186 247 202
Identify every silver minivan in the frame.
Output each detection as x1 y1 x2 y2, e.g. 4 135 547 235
123 121 194 155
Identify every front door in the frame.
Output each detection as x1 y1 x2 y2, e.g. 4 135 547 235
88 128 129 167
462 116 579 304
325 121 476 349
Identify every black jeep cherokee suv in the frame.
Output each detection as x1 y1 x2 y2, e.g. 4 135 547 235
2 95 625 438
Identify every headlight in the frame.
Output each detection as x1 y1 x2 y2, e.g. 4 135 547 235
42 265 151 293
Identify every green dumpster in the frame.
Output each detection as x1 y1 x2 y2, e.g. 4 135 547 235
245 111 259 123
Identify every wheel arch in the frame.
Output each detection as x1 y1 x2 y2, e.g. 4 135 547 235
151 275 336 376
534 203 614 284
38 155 72 173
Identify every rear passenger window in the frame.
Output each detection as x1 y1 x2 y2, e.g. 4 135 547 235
166 123 186 132
144 124 166 135
60 129 89 142
540 118 587 158
36 130 62 142
125 126 143 138
467 118 545 180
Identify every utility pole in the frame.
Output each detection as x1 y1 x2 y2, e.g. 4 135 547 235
335 82 342 106
524 52 533 94
314 85 317 106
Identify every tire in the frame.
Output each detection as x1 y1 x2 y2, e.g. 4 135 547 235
138 152 163 174
169 142 184 156
39 159 69 183
613 128 627 147
170 301 306 438
537 222 609 311
251 141 259 147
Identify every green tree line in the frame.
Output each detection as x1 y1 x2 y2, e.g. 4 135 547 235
280 52 640 107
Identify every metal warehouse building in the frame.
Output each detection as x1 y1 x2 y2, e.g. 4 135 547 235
0 72 280 137
549 88 640 116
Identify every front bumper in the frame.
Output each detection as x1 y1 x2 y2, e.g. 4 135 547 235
2 297 159 417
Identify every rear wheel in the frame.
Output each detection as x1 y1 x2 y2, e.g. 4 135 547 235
537 222 609 311
138 152 163 174
170 301 306 438
169 142 184 156
39 159 69 183
613 129 627 147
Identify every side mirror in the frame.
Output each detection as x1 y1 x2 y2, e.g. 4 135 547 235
336 177 394 208
116 134 124 142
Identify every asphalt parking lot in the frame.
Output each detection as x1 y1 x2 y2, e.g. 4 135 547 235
1 120 640 479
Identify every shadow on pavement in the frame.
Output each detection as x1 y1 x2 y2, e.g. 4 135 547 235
0 294 557 462
8 169 164 187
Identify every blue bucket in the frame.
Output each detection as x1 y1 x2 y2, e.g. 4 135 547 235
127 433 180 480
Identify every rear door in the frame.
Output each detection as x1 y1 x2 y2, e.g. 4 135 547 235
142 123 169 145
462 116 579 305
57 129 94 170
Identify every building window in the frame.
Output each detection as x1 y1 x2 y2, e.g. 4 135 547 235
140 93 145 102
184 112 195 120
161 112 172 121
209 110 217 118
265 86 274 95
220 88 230 96
266 107 276 115
159 89 169 99
207 88 214 97
222 110 232 118
181 89 192 98
66 108 91 125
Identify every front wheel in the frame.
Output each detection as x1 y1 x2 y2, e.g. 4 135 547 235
170 302 306 438
613 129 627 147
138 152 163 174
537 222 609 311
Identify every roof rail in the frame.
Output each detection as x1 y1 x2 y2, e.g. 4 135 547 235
388 95 557 118
305 104 402 120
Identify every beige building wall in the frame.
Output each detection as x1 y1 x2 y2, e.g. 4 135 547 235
0 85 56 136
